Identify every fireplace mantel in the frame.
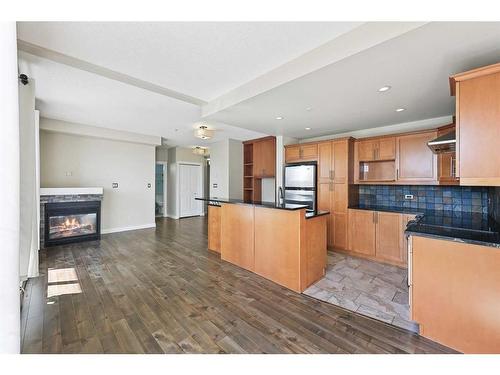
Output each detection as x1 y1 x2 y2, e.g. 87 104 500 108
40 187 104 196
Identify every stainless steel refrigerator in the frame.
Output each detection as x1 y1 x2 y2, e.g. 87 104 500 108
284 162 317 211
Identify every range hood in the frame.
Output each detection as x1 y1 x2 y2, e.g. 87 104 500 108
427 130 456 154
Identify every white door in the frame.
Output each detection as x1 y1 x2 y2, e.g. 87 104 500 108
179 164 202 218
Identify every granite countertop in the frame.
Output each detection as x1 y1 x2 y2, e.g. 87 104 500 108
349 204 500 248
196 197 329 218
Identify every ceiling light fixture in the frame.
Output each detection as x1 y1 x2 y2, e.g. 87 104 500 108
378 86 391 92
305 127 311 130
275 116 284 120
194 125 214 140
395 108 406 112
192 146 207 156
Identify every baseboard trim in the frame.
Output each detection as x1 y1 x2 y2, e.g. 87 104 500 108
166 214 179 219
102 223 156 234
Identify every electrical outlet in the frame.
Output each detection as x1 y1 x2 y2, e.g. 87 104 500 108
212 183 218 188
404 194 414 200
147 183 151 188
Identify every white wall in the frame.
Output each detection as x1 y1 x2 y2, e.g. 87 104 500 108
0 21 20 353
40 127 156 233
276 135 298 201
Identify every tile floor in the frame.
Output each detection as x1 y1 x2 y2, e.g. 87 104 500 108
303 251 419 332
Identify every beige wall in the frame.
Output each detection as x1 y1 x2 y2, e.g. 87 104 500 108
40 130 156 232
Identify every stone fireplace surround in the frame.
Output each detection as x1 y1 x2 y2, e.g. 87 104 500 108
40 187 103 248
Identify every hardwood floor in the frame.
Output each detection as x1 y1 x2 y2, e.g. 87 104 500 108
21 217 455 354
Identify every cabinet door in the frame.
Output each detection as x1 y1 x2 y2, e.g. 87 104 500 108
332 140 348 183
285 145 300 163
300 144 318 161
397 131 438 182
317 182 332 246
332 212 347 250
378 137 396 160
348 209 376 256
459 72 500 186
375 212 403 264
357 140 376 161
254 138 275 177
253 141 263 177
317 142 332 182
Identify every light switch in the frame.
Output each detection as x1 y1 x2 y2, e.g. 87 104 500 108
147 183 151 188
212 183 218 188
404 194 414 200
112 183 118 188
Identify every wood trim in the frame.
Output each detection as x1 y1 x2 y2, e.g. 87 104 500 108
460 177 500 186
449 62 500 95
243 135 276 145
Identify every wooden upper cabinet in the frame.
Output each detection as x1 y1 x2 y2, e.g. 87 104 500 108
378 137 396 160
452 64 500 186
300 144 318 161
397 131 438 182
285 145 301 163
333 140 348 183
357 139 377 161
285 143 318 163
348 209 376 256
356 137 395 162
253 137 276 178
317 142 332 182
375 211 403 264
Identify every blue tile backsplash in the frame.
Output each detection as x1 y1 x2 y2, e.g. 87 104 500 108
358 185 489 214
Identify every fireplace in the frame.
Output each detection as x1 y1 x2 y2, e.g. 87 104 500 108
44 201 101 246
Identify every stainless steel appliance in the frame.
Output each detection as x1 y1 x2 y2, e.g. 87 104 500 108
284 162 317 211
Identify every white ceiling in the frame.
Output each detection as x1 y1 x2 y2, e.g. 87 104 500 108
18 51 267 147
17 22 361 101
17 22 500 147
205 22 500 139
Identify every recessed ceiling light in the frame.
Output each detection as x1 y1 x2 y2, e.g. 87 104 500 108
395 108 406 112
275 116 284 120
378 86 391 92
305 127 311 130
306 107 312 111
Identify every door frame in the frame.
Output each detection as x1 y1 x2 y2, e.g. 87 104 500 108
176 162 203 218
155 161 168 217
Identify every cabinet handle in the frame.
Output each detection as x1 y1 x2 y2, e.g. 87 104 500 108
299 148 303 158
332 169 335 181
396 168 399 180
329 182 333 191
373 149 375 160
372 211 375 223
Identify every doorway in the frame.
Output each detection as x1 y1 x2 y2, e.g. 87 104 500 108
178 163 203 218
155 163 167 217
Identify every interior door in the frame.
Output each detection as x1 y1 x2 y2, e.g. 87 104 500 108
179 164 202 217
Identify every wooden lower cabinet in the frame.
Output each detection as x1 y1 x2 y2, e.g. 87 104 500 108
207 205 221 253
348 209 376 256
375 212 403 264
348 209 410 267
410 235 500 353
331 212 348 250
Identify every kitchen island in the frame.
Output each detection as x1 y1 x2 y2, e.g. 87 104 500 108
197 197 329 293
